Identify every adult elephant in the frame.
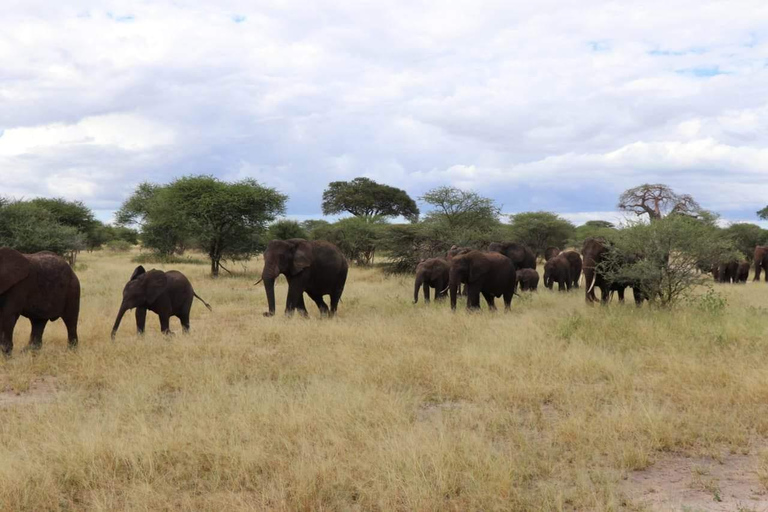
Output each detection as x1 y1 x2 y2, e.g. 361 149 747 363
737 260 750 283
449 251 516 311
544 254 572 291
717 260 739 284
754 246 768 282
544 247 561 262
258 239 348 317
583 238 610 304
562 251 583 288
488 242 536 270
516 268 539 291
0 248 80 355
414 258 449 303
111 266 212 339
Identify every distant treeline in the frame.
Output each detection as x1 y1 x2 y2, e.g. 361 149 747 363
2 178 767 279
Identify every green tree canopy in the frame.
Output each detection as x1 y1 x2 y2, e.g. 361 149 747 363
723 223 768 259
267 219 308 241
607 215 737 306
420 186 501 230
118 176 287 276
0 201 84 260
572 220 619 246
507 212 576 257
322 177 419 221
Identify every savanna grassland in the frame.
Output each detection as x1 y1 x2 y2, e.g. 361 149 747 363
3 249 768 511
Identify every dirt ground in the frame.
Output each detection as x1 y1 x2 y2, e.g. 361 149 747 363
623 449 768 511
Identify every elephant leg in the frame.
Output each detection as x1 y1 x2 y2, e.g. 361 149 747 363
27 319 47 350
423 281 431 303
482 291 496 311
308 292 330 317
295 293 309 317
617 288 625 302
503 289 513 311
600 285 610 305
0 312 19 356
159 314 172 336
435 279 447 300
179 309 191 334
466 285 481 310
764 264 768 282
136 307 147 336
63 298 79 349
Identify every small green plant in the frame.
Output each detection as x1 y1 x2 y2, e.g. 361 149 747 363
690 288 728 315
557 313 584 341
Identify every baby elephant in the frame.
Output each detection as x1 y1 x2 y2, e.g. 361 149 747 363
516 268 539 291
414 258 450 303
111 266 212 339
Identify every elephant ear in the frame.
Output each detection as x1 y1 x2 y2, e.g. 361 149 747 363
290 241 313 275
143 270 168 304
0 248 30 295
469 258 489 283
130 265 146 281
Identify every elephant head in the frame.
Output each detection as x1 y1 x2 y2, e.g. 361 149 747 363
259 239 313 317
543 260 554 289
0 248 31 295
111 266 168 339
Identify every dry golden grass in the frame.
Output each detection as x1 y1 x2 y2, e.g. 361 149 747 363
2 250 768 511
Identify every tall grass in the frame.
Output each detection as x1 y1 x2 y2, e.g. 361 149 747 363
1 251 768 510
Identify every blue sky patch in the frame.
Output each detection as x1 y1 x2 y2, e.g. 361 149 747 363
676 66 730 77
588 40 610 52
232 14 246 23
107 12 135 22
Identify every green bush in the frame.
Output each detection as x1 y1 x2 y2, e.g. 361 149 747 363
267 219 308 240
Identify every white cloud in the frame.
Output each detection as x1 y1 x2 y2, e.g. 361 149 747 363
0 0 767 223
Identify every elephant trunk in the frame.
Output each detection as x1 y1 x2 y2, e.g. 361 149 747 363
414 272 424 303
111 303 129 340
260 261 280 317
263 277 277 317
449 268 460 310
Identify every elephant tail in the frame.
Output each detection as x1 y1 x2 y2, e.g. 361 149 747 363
194 292 213 312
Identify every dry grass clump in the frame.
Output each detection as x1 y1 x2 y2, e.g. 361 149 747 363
2 250 768 510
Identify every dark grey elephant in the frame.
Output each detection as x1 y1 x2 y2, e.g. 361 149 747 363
544 254 572 291
0 248 80 355
449 251 516 311
737 260 750 283
111 266 212 338
717 260 739 283
754 246 768 282
258 239 348 317
488 242 536 270
516 268 539 291
414 258 450 303
562 251 583 288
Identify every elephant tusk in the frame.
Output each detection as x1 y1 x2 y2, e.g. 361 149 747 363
440 286 450 295
253 278 263 286
587 276 596 294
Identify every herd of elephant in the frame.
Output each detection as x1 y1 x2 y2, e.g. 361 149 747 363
2 238 768 355
414 243 584 310
0 239 346 355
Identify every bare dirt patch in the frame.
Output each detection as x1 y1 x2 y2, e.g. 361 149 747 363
0 375 59 408
623 450 768 511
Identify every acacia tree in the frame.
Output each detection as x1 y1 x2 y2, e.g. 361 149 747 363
606 215 737 306
322 177 419 221
507 212 575 257
618 184 702 222
118 176 287 276
420 186 501 229
0 201 84 260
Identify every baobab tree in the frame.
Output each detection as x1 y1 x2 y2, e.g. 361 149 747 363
618 184 701 222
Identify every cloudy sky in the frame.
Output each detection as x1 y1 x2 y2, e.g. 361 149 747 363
2 1 767 225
